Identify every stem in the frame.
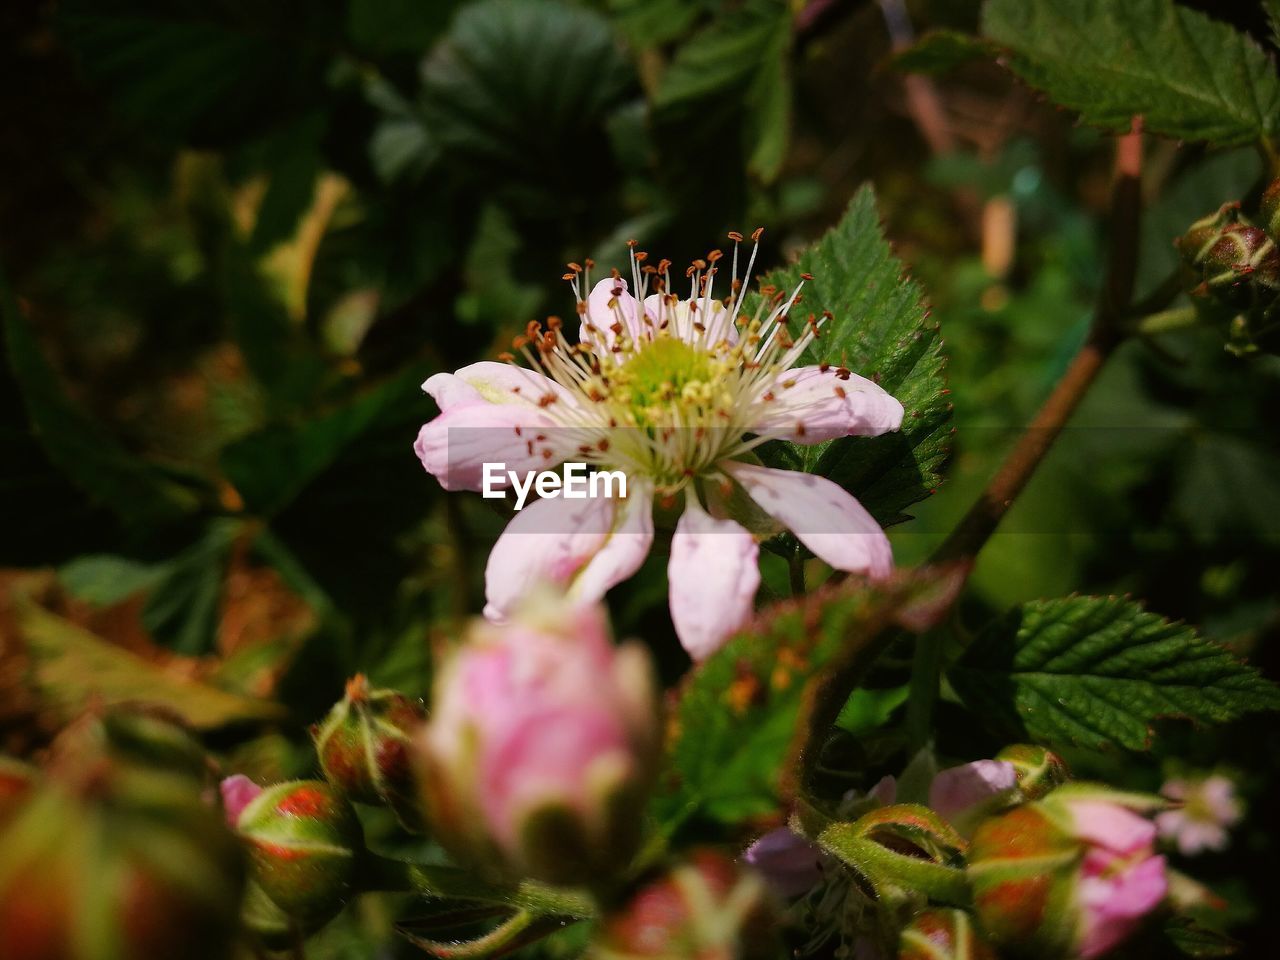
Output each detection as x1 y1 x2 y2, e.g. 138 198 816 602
789 553 806 595
1132 305 1200 336
932 118 1144 565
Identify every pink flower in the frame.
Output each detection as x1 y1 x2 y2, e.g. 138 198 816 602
415 236 903 659
743 827 825 898
219 774 263 826
928 759 1019 834
417 592 659 885
1156 774 1241 855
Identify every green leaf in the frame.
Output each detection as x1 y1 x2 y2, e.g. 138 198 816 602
140 521 239 655
981 0 1280 146
1267 0 1280 50
59 555 167 606
654 0 793 182
890 30 995 75
17 593 284 728
757 185 951 526
420 0 633 188
653 568 960 825
1 275 199 530
948 596 1280 751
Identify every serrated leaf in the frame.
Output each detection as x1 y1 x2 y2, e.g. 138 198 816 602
17 594 284 727
653 568 960 825
891 30 995 75
948 596 1280 752
654 0 793 182
757 185 950 526
981 0 1280 146
420 0 633 190
2 275 199 530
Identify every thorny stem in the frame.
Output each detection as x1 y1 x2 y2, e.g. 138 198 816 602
931 118 1145 565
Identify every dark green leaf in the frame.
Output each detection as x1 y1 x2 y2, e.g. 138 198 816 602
1164 917 1240 958
949 596 1280 751
654 0 793 182
981 0 1280 145
653 569 958 825
890 30 995 75
2 275 199 529
248 114 325 255
757 185 951 526
141 521 239 655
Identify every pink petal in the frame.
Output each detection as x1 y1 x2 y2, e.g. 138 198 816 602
753 365 904 444
414 402 557 492
581 277 643 351
1200 776 1241 825
1069 799 1158 855
928 759 1019 824
568 482 655 603
723 462 892 578
668 502 759 661
219 774 263 827
1077 855 1167 959
483 494 615 621
423 361 572 412
744 827 824 898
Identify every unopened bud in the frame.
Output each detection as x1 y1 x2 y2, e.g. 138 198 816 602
968 784 1167 960
1202 224 1274 284
314 674 426 831
899 909 996 960
590 851 777 960
418 593 659 888
1176 202 1237 267
0 728 242 960
230 779 362 929
995 744 1070 800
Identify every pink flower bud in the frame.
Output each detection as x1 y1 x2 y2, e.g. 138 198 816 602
313 675 426 830
899 909 996 960
231 780 362 931
968 785 1167 960
418 594 659 886
928 760 1019 834
590 851 777 960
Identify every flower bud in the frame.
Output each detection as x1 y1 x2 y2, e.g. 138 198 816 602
1201 224 1274 285
0 756 36 827
995 744 1070 800
418 594 660 887
313 674 426 830
0 743 243 960
1176 202 1237 267
899 909 996 960
590 851 777 960
230 779 362 929
967 784 1167 960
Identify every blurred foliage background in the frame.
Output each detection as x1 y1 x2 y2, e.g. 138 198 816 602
2 0 1278 956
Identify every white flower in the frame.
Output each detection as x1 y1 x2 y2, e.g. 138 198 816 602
415 232 904 658
1156 774 1242 855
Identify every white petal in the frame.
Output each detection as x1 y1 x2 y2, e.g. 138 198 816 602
423 361 573 412
581 277 643 351
724 462 892 577
483 493 615 620
568 480 655 602
668 501 759 661
414 403 558 492
754 365 904 443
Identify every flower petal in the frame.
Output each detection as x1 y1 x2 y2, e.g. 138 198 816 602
755 365 904 443
744 827 824 898
668 501 759 661
415 403 558 492
568 480 655 603
483 493 615 621
423 361 572 412
724 462 892 578
929 759 1019 828
581 277 643 351
1077 854 1167 959
1068 799 1158 855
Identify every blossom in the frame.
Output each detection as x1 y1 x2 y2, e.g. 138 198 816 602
1156 774 1241 855
415 234 904 658
416 592 659 885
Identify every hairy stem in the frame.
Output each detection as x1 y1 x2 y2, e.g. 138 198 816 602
932 119 1144 565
